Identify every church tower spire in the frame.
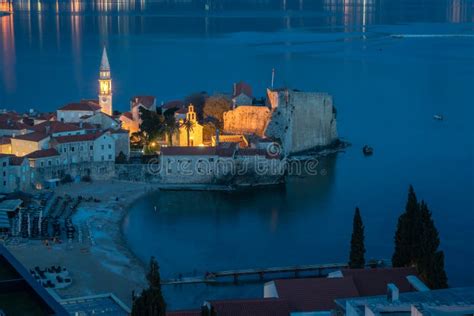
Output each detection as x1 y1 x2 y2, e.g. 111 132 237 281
98 46 112 116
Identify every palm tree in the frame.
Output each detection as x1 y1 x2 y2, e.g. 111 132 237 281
181 119 195 146
164 115 179 146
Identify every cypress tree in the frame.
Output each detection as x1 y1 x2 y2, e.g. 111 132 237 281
417 201 448 289
349 207 366 269
132 257 166 316
392 185 420 267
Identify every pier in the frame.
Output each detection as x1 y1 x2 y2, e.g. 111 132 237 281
162 260 389 285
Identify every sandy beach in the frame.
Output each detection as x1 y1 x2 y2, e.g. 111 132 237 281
6 180 160 306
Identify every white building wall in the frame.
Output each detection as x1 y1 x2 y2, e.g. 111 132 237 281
92 134 115 162
57 110 96 123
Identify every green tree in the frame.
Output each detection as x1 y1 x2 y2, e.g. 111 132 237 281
132 257 166 316
392 185 421 267
115 151 128 164
349 207 366 269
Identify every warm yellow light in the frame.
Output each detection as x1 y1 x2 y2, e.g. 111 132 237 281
151 142 156 147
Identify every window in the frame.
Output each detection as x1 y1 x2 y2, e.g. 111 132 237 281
2 162 6 167
90 145 94 150
101 155 104 161
71 146 75 152
108 144 112 149
48 160 52 166
108 155 112 160
2 171 5 177
101 145 105 150
2 181 5 186
40 161 44 167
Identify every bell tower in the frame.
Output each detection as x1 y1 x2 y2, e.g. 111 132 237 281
98 47 112 116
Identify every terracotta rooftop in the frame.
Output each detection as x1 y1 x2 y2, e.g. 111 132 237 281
208 298 291 316
26 148 60 159
31 121 82 135
120 112 133 120
52 132 106 144
340 267 417 296
0 120 29 131
131 96 156 109
271 267 419 312
233 81 253 98
0 136 11 145
272 277 359 312
12 132 49 142
58 101 101 112
9 156 26 166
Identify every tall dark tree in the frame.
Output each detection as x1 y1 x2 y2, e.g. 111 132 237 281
132 257 166 316
417 201 448 289
392 185 421 267
349 207 366 268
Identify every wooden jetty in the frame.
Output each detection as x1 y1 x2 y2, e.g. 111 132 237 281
161 260 388 285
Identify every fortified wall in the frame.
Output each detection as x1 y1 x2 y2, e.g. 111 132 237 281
223 106 271 137
265 89 338 155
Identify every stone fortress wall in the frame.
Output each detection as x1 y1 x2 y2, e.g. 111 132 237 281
223 106 271 137
265 89 338 155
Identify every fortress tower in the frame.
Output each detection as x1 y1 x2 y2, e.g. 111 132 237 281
98 47 112 116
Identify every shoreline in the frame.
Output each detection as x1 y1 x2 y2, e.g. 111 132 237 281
6 180 160 307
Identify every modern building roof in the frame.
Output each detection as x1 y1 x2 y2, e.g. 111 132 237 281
12 131 49 142
52 131 107 144
335 286 474 315
131 96 155 109
0 199 23 212
26 148 60 159
207 298 291 316
0 245 69 315
58 102 101 112
61 293 130 316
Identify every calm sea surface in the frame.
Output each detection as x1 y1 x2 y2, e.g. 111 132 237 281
1 0 473 310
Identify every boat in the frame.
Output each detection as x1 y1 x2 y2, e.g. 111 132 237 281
433 114 444 121
362 145 373 156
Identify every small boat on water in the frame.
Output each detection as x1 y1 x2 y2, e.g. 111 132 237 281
363 145 374 156
433 114 444 121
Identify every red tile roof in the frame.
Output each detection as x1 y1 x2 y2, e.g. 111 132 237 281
233 81 253 98
131 96 156 109
0 120 29 131
341 267 417 296
52 132 106 144
12 132 49 142
26 148 60 159
120 112 133 120
273 277 359 312
0 136 11 145
161 100 185 111
209 298 291 316
31 121 82 135
272 268 419 312
9 156 26 166
58 101 101 112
